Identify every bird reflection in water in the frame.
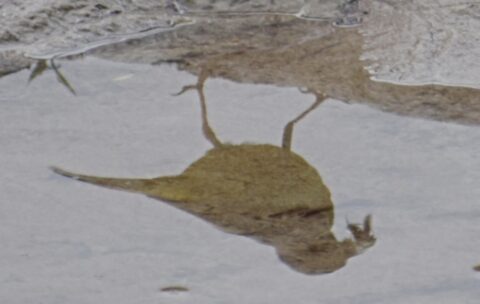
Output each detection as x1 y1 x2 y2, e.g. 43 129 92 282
52 70 375 274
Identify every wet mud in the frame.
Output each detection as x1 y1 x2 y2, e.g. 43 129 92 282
3 2 479 125
91 14 480 125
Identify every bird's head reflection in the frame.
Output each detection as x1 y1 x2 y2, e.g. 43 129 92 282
52 69 375 274
275 213 374 274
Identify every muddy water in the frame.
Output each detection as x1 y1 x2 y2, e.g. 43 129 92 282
1 2 480 303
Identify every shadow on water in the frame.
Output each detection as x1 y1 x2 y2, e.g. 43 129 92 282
52 70 375 275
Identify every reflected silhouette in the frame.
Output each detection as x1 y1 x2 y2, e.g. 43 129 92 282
52 70 375 274
28 59 76 95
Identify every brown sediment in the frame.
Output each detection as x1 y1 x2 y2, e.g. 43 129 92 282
94 15 480 125
178 28 480 125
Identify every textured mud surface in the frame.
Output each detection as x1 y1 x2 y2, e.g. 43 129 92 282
0 1 297 76
2 0 480 125
97 20 479 125
0 0 304 57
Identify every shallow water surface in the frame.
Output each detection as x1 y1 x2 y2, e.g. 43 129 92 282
1 55 479 303
1 6 480 304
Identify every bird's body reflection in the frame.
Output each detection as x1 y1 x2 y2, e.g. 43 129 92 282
53 71 375 274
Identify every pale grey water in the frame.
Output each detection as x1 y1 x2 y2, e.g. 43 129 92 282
0 55 479 303
1 1 480 303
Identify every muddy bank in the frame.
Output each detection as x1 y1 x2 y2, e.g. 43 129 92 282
0 51 34 77
2 0 480 125
0 0 304 56
4 0 480 86
88 14 480 125
0 1 270 75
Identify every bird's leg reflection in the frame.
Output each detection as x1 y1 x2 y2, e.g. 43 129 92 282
282 90 327 150
28 59 76 95
173 68 222 148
